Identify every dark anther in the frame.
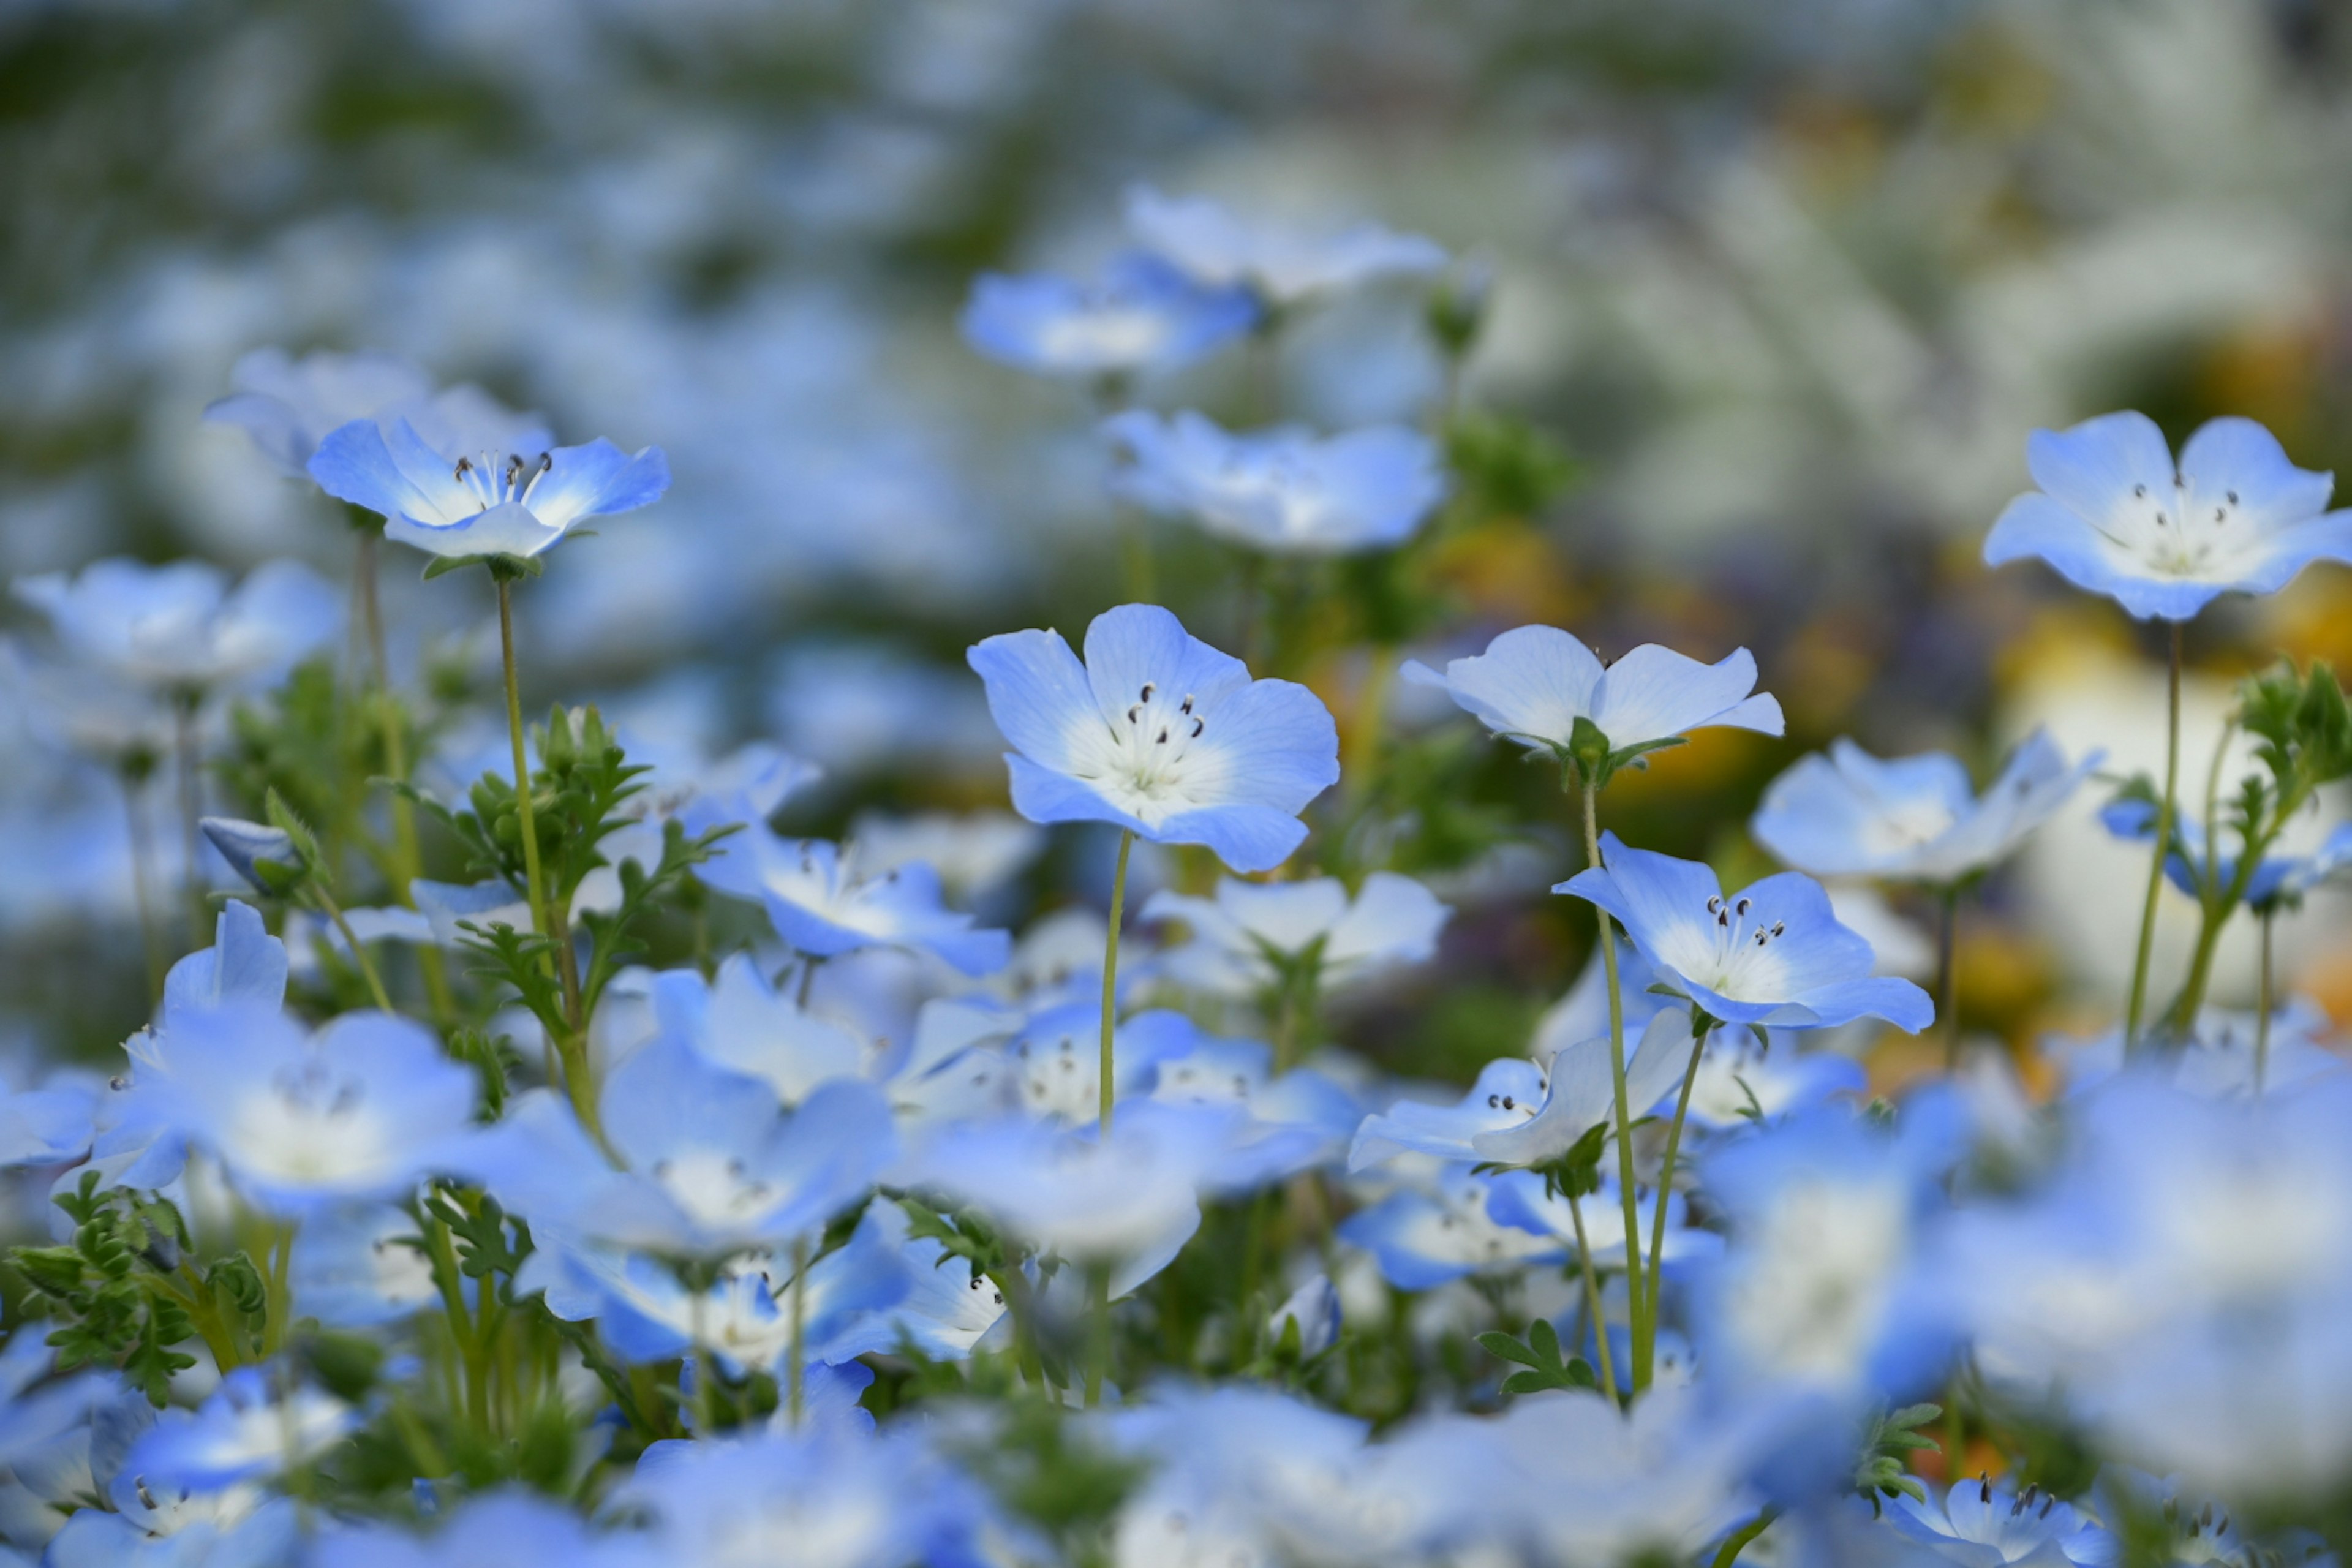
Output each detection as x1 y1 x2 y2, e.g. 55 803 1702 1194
1139 683 1155 702
1156 727 1169 744
2226 490 2238 504
2133 483 2147 498
1501 1096 1515 1110
455 456 473 477
1980 1474 1991 1505
1735 897 1751 916
1180 695 1194 714
1488 1094 1501 1107
1771 921 1785 937
1191 718 1204 737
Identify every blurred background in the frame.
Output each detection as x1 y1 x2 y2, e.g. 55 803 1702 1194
6 0 2352 1082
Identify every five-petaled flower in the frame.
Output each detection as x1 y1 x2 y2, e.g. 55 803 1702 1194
1102 410 1446 556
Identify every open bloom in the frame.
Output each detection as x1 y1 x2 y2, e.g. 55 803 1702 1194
968 603 1340 873
1403 625 1781 766
698 831 1011 977
122 1367 353 1490
1752 729 2100 884
1102 410 1446 556
1142 871 1449 1000
961 253 1256 380
204 346 549 478
1984 412 2352 620
13 557 339 695
1125 185 1447 304
1557 834 1933 1033
307 417 669 562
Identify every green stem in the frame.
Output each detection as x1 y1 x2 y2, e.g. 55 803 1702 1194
1084 1262 1110 1409
173 695 207 949
123 767 164 1007
309 887 392 1012
1641 1017 1710 1358
357 529 453 1025
1711 1507 1780 1568
1565 1190 1618 1404
787 1235 809 1429
1936 884 1961 1073
2124 622 2184 1054
1099 831 1133 1137
2255 908 2275 1097
1578 780 1649 1385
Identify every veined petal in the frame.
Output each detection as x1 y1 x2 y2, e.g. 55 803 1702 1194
1150 801 1310 873
1427 624 1604 745
1591 643 1775 748
2024 410 2177 522
1081 603 1251 726
385 502 567 560
522 439 671 530
2178 417 2332 530
968 627 1096 772
307 418 473 528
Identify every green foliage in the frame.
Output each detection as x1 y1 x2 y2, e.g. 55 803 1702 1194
445 1028 518 1118
1855 1401 1942 1510
422 1186 530 1291
11 1172 198 1404
221 657 366 865
1476 1318 1599 1396
1443 410 1580 521
2242 660 2352 801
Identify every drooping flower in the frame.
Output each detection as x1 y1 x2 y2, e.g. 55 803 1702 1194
1125 186 1447 305
1403 625 1782 779
961 254 1257 380
13 557 341 696
1983 412 2352 621
307 417 669 563
204 346 550 479
696 831 1011 977
1142 870 1449 1000
967 603 1340 873
1267 1272 1342 1357
134 1004 474 1218
1557 835 1934 1033
1752 729 2100 884
2099 795 2352 910
1102 410 1447 556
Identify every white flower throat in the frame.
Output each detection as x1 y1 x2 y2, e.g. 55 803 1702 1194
2106 475 2252 578
453 450 553 513
1084 680 1213 822
1689 892 1790 997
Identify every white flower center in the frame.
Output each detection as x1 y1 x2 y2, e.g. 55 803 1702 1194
452 449 552 514
1071 680 1216 825
1658 892 1794 1002
231 1063 388 1185
2099 475 2258 579
652 1150 777 1227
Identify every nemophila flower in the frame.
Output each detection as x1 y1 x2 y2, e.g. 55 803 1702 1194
46 1433 298 1568
0 1064 103 1169
13 557 340 696
2100 796 2352 909
1985 412 2352 620
204 346 551 480
1145 1030 1365 1186
1683 1029 1868 1131
1102 410 1447 556
121 1366 353 1490
962 254 1257 380
994 1003 1196 1124
648 958 873 1105
1268 1272 1342 1357
1142 870 1449 1000
2043 999 2345 1099
1338 1169 1560 1289
622 1427 996 1568
290 1205 445 1330
1558 835 1934 1033
1403 625 1782 780
307 416 669 563
459 1034 894 1256
1890 1477 2116 1567
1125 185 1447 304
135 1003 473 1218
851 809 1045 907
698 831 1011 976
521 1210 907 1372
1486 1174 1721 1275
869 1200 1009 1360
1752 729 2100 884
196 816 301 895
967 603 1340 873
306 1491 654 1568
898 1102 1235 1296
1529 937 1675 1063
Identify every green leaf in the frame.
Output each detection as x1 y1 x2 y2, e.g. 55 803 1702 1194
1476 1330 1541 1368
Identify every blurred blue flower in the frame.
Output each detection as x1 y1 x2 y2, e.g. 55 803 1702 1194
2099 795 2352 910
1557 834 1934 1033
120 1366 353 1491
1267 1272 1341 1356
2043 998 2345 1099
967 603 1340 873
1338 1169 1560 1288
289 1204 447 1330
204 346 550 480
962 254 1256 380
646 957 873 1106
1985 412 2352 620
1143 870 1448 1000
308 418 669 562
1102 410 1446 556
1888 1476 2116 1566
1752 729 2100 884
697 832 1010 976
306 1490 654 1568
1683 1028 1869 1131
458 1033 894 1256
1486 1172 1721 1275
1404 625 1782 765
195 816 300 896
1126 186 1447 304
135 1004 474 1218
13 558 339 696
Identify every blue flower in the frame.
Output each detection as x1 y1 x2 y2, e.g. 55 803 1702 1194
196 816 302 896
306 1491 645 1568
290 1205 448 1329
962 254 1257 380
204 346 549 480
1888 1478 2115 1567
1142 870 1449 1000
2100 795 2352 910
1984 412 2352 620
1403 625 1782 773
121 1366 353 1490
1267 1272 1342 1357
2043 998 2345 1099
1752 729 2100 884
646 956 873 1105
1556 834 1934 1033
967 603 1340 873
1102 410 1447 556
521 1208 908 1373
1338 1170 1562 1289
13 557 340 695
307 417 669 562
696 832 1011 976
458 1033 894 1256
1125 186 1447 304
135 1003 475 1218
1485 1172 1722 1274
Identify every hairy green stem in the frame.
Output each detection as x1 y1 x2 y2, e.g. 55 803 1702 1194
309 886 392 1013
1578 780 1650 1386
1565 1190 1618 1404
1099 830 1133 1136
2124 623 2183 1054
1641 1017 1710 1352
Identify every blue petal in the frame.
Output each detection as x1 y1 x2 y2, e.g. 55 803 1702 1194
968 627 1096 774
1080 603 1253 728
